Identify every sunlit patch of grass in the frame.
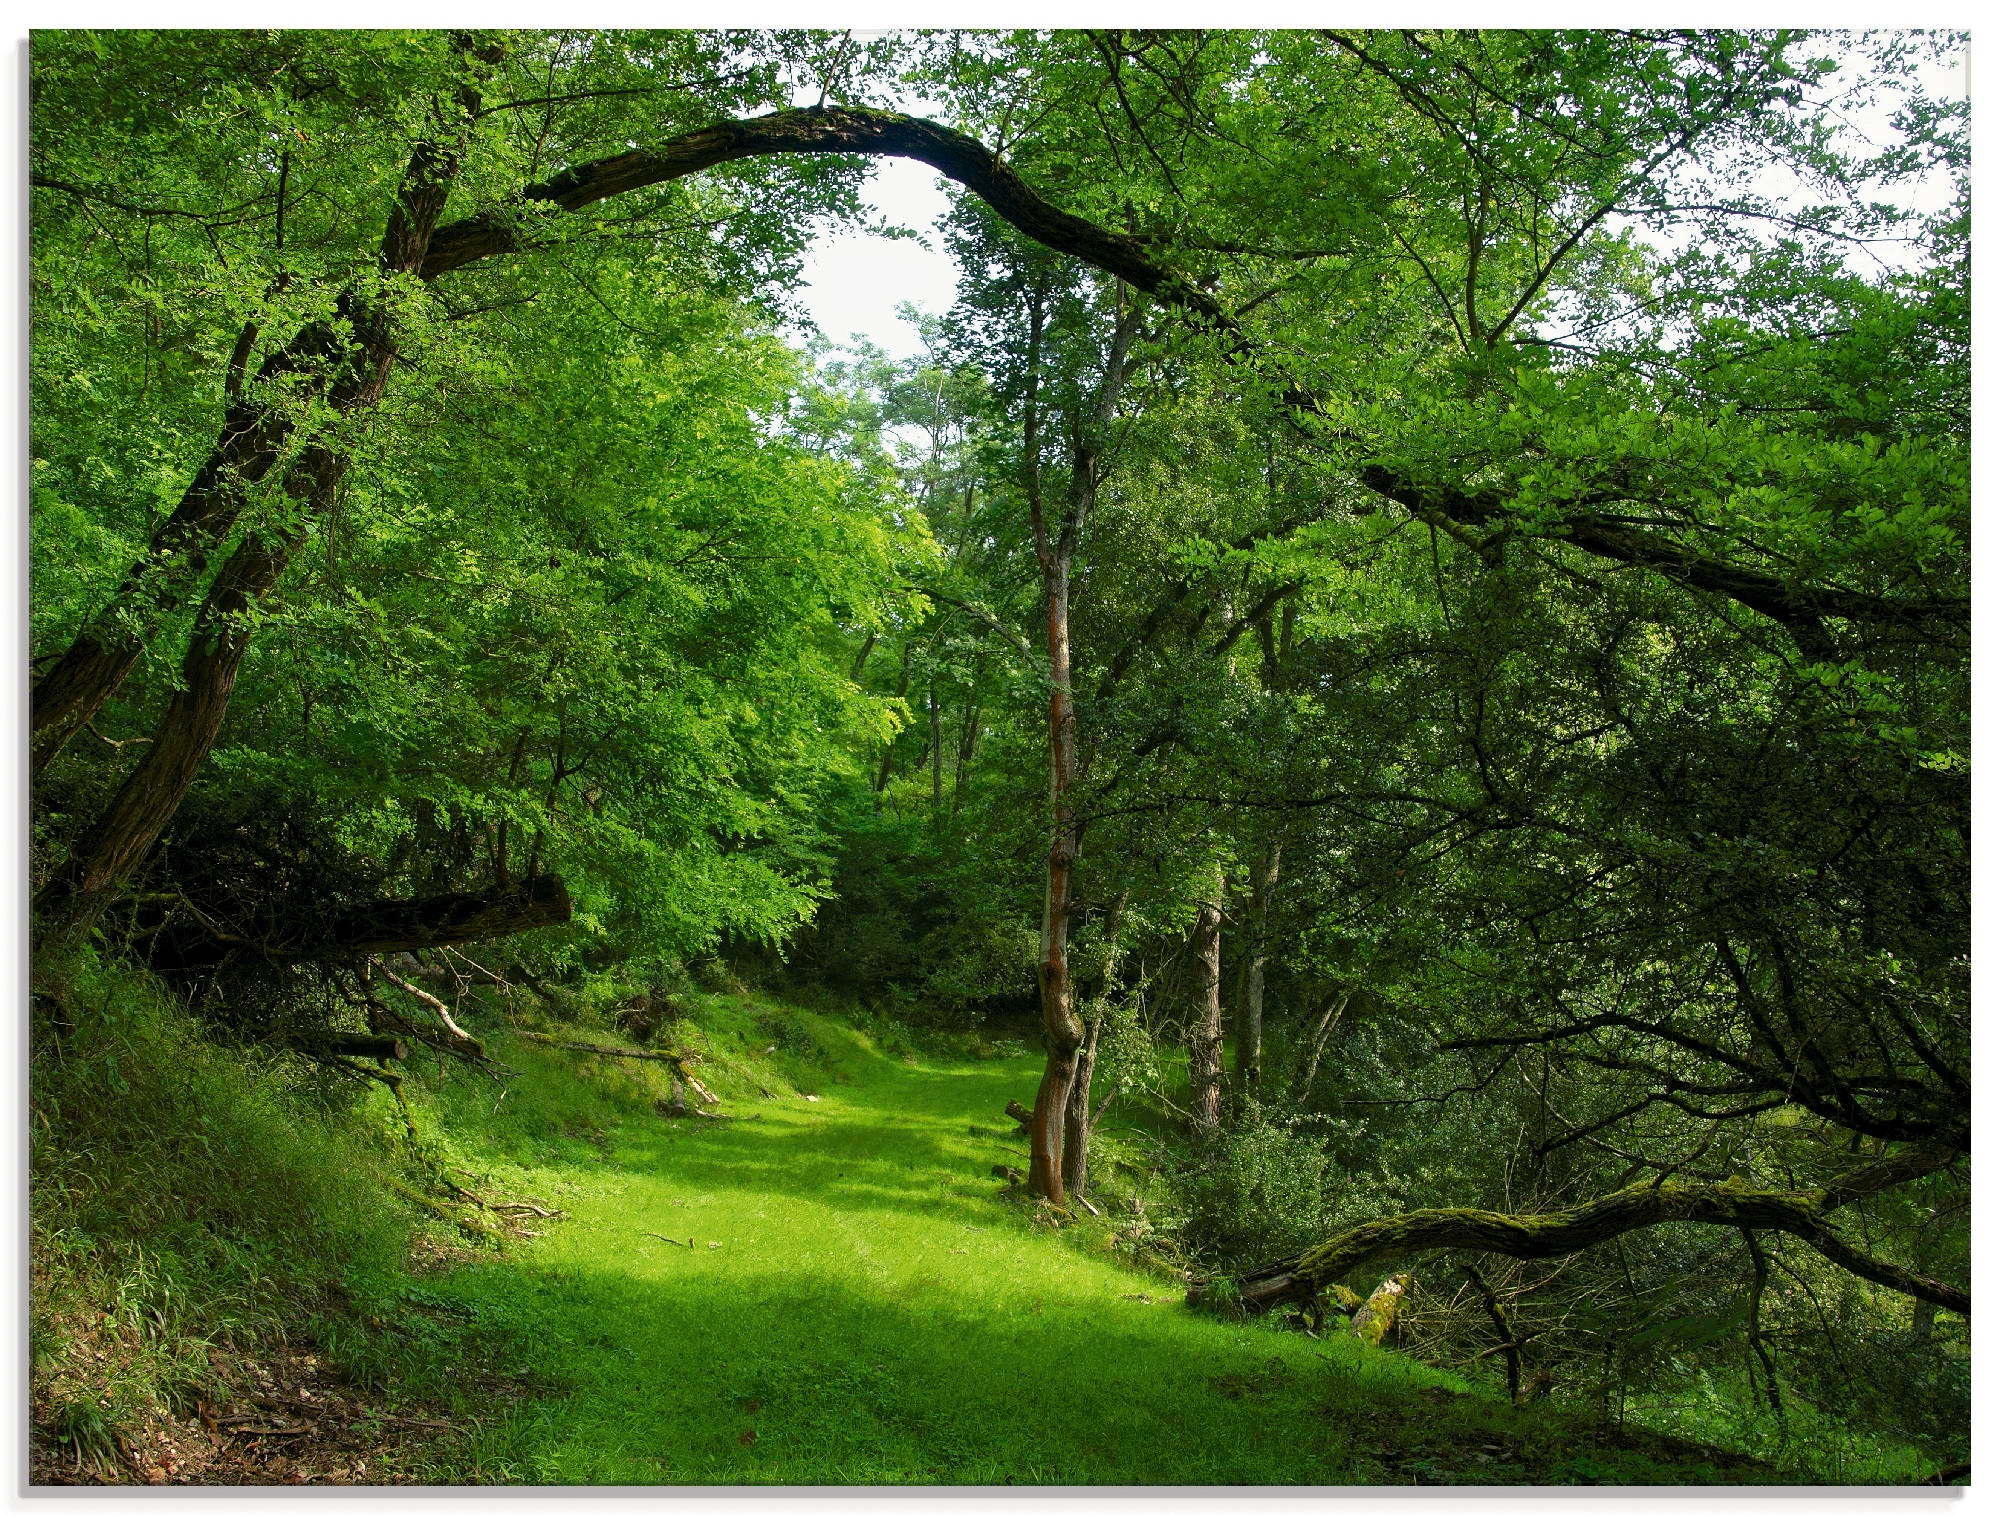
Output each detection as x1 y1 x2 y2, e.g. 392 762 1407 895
397 1016 1795 1486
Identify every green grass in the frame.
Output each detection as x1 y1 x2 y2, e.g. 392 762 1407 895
32 967 1913 1486
389 998 1796 1486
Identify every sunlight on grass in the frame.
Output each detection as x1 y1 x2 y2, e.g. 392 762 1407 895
387 1004 1794 1486
410 1033 1384 1482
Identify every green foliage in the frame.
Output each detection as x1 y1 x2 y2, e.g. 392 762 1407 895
29 26 1969 1485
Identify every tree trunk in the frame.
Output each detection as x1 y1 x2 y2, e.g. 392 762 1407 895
928 683 943 813
1233 837 1281 1097
35 511 315 943
1027 546 1085 1204
1061 888 1128 1199
1293 985 1353 1100
1189 862 1226 1140
31 66 492 779
1062 1012 1103 1200
1019 289 1138 1206
1350 1273 1413 1347
30 59 497 932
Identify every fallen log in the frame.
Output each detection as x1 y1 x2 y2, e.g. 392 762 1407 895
374 960 485 1058
1185 1147 1967 1317
1349 1273 1413 1347
302 1033 407 1062
1004 1099 1034 1133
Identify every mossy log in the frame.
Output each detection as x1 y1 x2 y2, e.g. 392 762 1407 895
1190 1147 1966 1317
1349 1273 1412 1347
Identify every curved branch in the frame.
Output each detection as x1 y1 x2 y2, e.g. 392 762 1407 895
421 105 1228 330
905 583 1035 661
1197 1147 1965 1317
1359 465 1969 639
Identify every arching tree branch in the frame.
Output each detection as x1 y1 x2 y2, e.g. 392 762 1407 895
1193 1147 1966 1318
420 105 1229 330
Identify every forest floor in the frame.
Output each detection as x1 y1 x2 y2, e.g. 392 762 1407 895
374 1005 1793 1486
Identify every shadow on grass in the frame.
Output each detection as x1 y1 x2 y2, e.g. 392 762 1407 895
406 1049 1798 1487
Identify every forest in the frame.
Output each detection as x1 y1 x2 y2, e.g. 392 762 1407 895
27 28 1968 1487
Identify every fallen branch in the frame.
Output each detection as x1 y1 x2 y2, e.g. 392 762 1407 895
1191 1148 1967 1316
375 958 485 1058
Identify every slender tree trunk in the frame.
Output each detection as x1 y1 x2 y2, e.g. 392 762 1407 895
1061 890 1126 1199
873 642 914 797
1028 549 1086 1203
951 695 980 819
1189 862 1226 1140
1022 288 1139 1206
1062 1013 1102 1201
928 683 943 813
1234 837 1281 1097
1294 985 1353 1099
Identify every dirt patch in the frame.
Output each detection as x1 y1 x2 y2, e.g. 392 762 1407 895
30 1342 474 1487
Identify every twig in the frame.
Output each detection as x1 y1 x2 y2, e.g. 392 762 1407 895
377 958 485 1054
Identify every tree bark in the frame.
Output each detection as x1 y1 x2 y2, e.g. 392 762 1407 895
1193 1146 1967 1316
32 57 497 778
36 507 318 942
1233 838 1281 1097
1189 863 1227 1140
1349 1273 1413 1347
1027 543 1085 1203
1022 291 1144 1208
1062 1012 1103 1200
1061 889 1127 1200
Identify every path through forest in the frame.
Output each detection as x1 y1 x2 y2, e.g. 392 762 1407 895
424 1044 1384 1482
413 1028 1784 1485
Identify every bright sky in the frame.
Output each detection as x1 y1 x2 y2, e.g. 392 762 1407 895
794 153 961 362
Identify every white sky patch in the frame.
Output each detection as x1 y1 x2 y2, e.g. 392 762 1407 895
794 157 960 361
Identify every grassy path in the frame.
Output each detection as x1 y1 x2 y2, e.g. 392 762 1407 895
419 1028 1425 1484
411 1012 1781 1486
